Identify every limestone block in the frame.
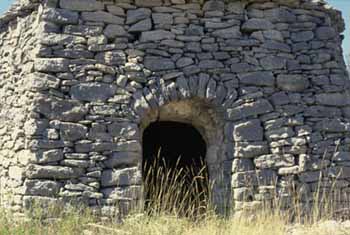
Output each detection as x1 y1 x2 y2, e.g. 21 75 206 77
40 34 86 46
81 11 124 24
232 158 255 173
234 142 269 158
260 56 285 70
26 164 84 179
238 72 275 87
316 93 350 107
9 166 24 181
104 152 140 168
277 74 309 92
212 26 241 39
95 50 126 66
107 5 125 16
199 60 224 69
152 13 173 26
234 119 263 142
70 83 117 102
140 30 175 42
101 185 142 200
26 73 60 91
35 96 88 122
42 8 79 25
60 122 87 141
64 25 103 36
126 8 151 24
59 0 104 11
104 24 127 38
227 99 274 120
40 149 64 163
254 154 295 169
265 127 295 141
291 31 314 42
24 180 61 197
101 167 141 187
144 56 175 71
35 58 69 72
242 18 274 33
128 19 152 33
203 0 225 12
316 27 336 40
135 0 162 7
231 170 277 188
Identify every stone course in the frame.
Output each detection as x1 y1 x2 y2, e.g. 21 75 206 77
0 0 350 218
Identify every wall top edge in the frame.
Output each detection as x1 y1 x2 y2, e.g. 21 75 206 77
0 0 345 33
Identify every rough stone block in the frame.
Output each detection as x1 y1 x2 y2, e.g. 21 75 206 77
26 164 84 180
24 180 61 197
59 0 104 11
101 167 141 187
234 119 263 141
227 99 274 120
70 83 117 102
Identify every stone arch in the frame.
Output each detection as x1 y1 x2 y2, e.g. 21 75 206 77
131 78 230 212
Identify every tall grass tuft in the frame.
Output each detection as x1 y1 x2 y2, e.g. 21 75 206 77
142 149 211 219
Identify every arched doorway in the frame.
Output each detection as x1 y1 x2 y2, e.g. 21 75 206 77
139 99 226 215
142 121 209 215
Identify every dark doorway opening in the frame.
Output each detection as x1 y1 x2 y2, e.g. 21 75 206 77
142 121 209 216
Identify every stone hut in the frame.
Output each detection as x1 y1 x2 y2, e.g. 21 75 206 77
0 0 350 217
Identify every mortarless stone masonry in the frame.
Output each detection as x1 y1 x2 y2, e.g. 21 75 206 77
0 0 350 217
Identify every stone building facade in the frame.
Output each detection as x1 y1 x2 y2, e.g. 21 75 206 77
0 0 350 217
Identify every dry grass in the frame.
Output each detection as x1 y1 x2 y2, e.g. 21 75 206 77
1 153 350 235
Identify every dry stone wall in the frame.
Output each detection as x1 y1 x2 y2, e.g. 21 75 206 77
0 1 41 213
0 0 350 217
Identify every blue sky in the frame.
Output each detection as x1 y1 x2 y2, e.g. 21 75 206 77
0 0 349 59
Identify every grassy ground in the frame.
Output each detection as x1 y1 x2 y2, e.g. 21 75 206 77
0 209 288 235
1 155 350 235
1 208 350 235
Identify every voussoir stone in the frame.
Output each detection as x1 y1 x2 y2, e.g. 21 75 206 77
59 0 104 11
